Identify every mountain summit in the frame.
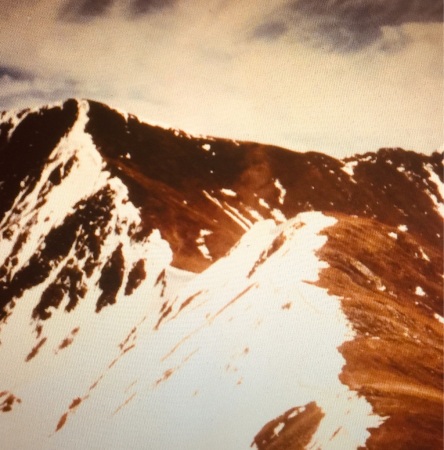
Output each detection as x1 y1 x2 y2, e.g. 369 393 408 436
0 99 442 449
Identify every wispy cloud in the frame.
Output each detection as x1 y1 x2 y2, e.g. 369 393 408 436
59 0 114 22
0 66 31 81
252 21 288 41
0 75 79 111
255 0 443 52
128 0 177 16
58 0 178 21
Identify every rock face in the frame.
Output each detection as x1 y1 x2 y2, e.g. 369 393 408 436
0 99 442 449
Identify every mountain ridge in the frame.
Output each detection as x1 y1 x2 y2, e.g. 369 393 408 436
0 98 442 449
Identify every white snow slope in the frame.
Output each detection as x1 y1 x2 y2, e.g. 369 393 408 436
0 209 382 449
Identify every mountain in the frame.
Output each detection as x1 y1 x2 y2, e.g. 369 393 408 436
0 98 442 449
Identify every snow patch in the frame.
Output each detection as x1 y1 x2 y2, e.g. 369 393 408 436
433 313 444 324
203 191 252 231
1 110 30 140
341 160 358 179
419 247 430 262
259 198 270 209
415 286 425 297
203 190 222 208
220 188 236 197
288 407 303 419
247 208 264 222
424 164 444 218
223 203 253 230
271 208 286 224
196 230 212 260
273 422 285 436
274 179 286 205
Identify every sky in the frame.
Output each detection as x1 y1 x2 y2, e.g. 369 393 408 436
0 0 442 157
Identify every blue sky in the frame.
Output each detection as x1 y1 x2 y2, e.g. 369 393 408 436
0 0 442 156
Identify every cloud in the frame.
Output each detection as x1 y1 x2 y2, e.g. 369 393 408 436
60 0 114 22
252 21 288 41
0 66 30 81
257 0 443 52
128 0 177 16
0 75 79 111
58 0 177 21
291 0 443 26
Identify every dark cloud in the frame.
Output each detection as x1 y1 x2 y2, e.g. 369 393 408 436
58 0 176 21
293 0 443 26
59 0 114 22
128 0 176 16
0 66 31 81
253 21 288 41
262 0 443 52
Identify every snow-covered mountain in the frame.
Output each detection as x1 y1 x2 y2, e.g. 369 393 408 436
0 99 442 449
